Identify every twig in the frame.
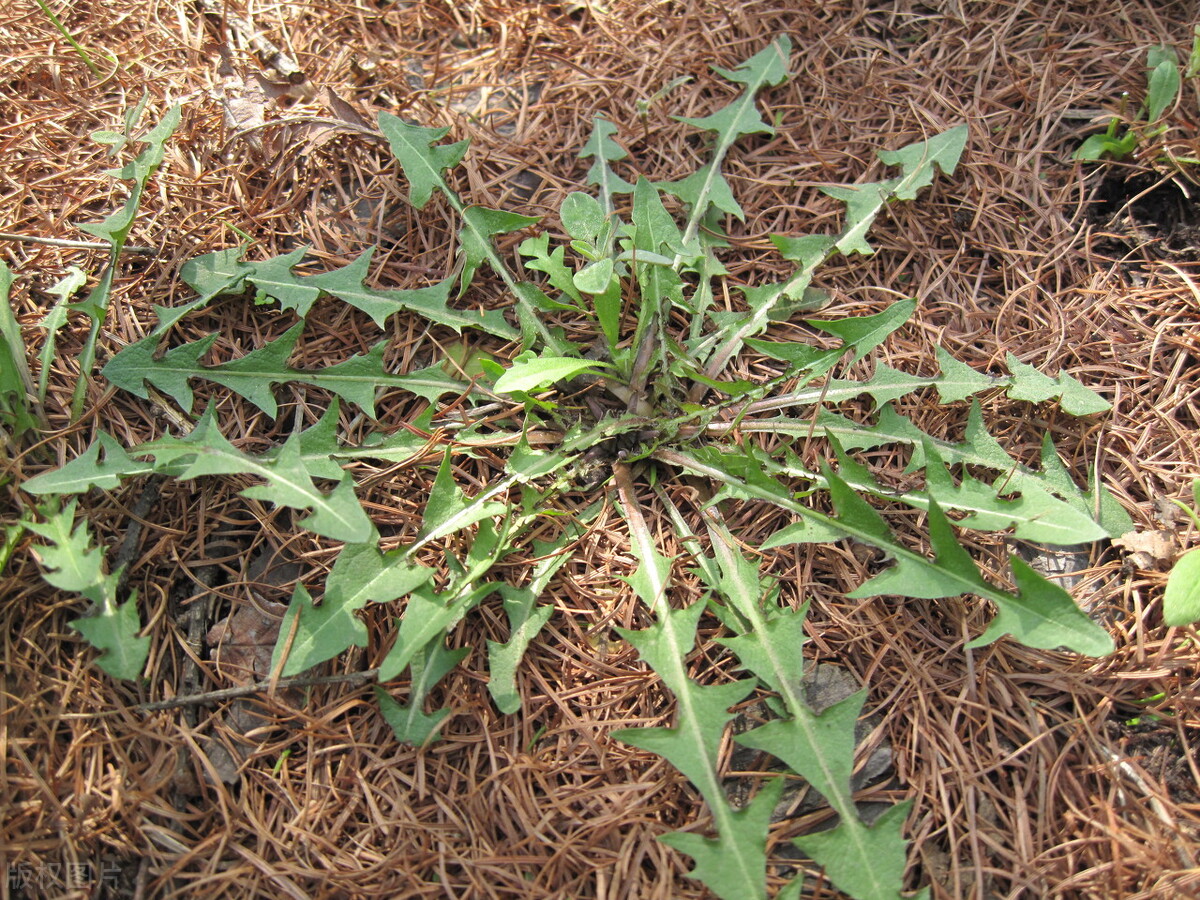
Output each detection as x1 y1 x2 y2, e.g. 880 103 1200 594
0 231 155 256
113 477 162 597
138 668 380 711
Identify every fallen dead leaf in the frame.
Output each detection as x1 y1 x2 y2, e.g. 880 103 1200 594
1114 529 1180 570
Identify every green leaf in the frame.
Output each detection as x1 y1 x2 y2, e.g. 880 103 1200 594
519 232 584 306
37 266 88 403
615 608 757 792
573 258 614 295
967 555 1112 655
27 499 104 591
70 593 149 681
876 124 969 201
246 245 322 315
22 432 151 495
181 245 255 301
806 299 916 364
1003 353 1110 415
561 191 606 241
136 411 373 543
668 36 792 240
793 800 918 900
668 448 1113 656
28 500 149 680
1145 47 1180 123
375 640 469 745
1164 547 1200 626
102 325 470 417
69 104 181 419
457 205 540 296
271 533 436 678
410 452 513 559
578 115 634 211
658 779 783 900
492 352 610 394
0 261 37 438
932 346 997 403
378 112 470 210
273 582 367 677
631 177 686 256
486 529 579 713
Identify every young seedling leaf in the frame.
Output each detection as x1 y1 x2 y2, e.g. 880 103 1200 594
1164 547 1200 626
492 353 610 395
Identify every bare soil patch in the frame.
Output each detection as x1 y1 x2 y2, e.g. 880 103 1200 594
3 2 1199 898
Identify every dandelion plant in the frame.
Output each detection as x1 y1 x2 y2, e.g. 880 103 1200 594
26 37 1127 900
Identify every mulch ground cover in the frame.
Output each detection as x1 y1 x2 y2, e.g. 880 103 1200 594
2 1 1199 897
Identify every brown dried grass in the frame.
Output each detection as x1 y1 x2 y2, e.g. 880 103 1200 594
3 0 1199 897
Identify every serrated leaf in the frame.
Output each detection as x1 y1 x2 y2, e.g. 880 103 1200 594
273 581 368 677
658 163 744 221
457 205 540 295
668 36 791 235
22 432 152 495
27 499 104 591
137 412 372 543
932 346 997 402
667 448 1113 655
631 177 686 256
967 554 1112 654
180 246 255 301
375 640 469 745
379 581 496 682
70 593 149 681
816 404 1113 540
807 299 916 364
793 800 918 900
246 245 321 315
78 105 181 247
737 688 866 816
378 112 470 210
659 779 782 900
614 621 755 790
1003 353 1110 415
28 500 149 680
487 599 553 714
519 232 584 306
103 326 469 417
579 115 633 210
876 124 968 200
